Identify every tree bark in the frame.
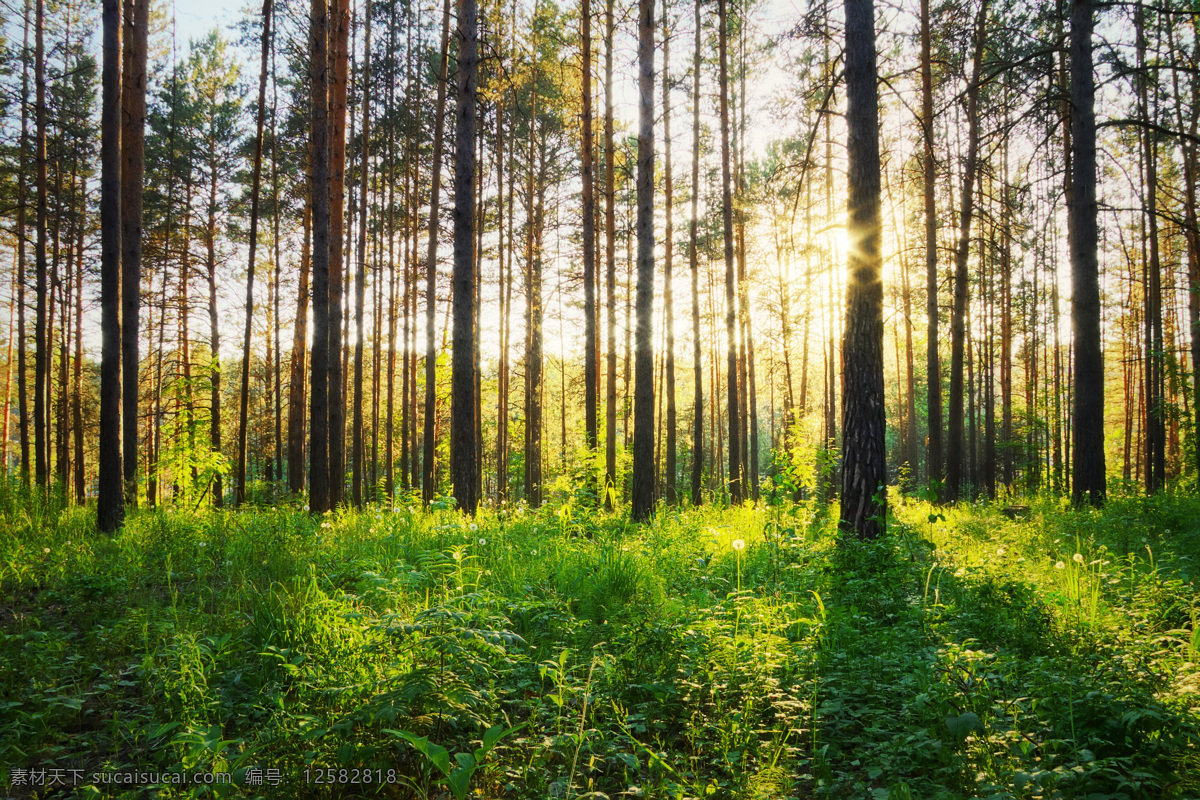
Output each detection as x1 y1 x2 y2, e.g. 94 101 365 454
604 0 618 509
581 0 598 455
352 0 370 507
921 0 941 492
309 0 332 513
1070 0 1104 504
98 0 124 532
327 0 351 508
237 0 273 505
631 0 656 522
945 0 988 502
718 0 740 503
121 0 147 505
839 0 886 539
451 0 479 514
423 0 451 504
689 0 703 506
662 2 677 505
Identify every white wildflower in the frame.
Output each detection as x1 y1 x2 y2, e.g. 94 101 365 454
732 539 746 551
1073 553 1084 563
1055 561 1065 570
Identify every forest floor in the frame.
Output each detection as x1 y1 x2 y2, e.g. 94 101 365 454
0 486 1198 799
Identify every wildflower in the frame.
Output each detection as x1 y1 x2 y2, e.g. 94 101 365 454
42 547 50 554
452 551 462 561
996 547 1006 557
531 549 538 556
732 539 745 551
478 538 487 546
1073 553 1084 563
262 560 269 566
303 505 310 512
64 540 70 546
470 523 479 532
1055 561 1065 570
321 521 332 529
199 541 208 548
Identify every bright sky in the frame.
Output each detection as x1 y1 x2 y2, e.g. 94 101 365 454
169 0 247 46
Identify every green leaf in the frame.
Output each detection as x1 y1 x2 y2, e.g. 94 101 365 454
385 729 452 776
944 712 982 745
446 767 472 800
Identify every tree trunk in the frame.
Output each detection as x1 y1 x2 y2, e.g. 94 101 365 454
327 0 350 508
451 0 479 514
237 0 273 505
423 0 451 503
839 0 886 539
352 0 370 507
121 0 147 505
718 0 740 503
689 0 703 506
945 0 988 503
604 0 618 508
34 0 48 490
581 0 598 454
662 2 676 505
1070 0 1104 505
921 0 941 492
525 29 544 510
631 0 656 522
98 0 124 532
309 0 331 513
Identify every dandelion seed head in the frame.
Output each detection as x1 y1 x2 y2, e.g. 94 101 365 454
732 539 745 551
1055 561 1065 570
1073 553 1084 563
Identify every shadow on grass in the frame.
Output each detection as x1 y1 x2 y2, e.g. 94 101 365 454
808 532 1199 800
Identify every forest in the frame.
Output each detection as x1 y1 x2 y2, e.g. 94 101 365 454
1 0 1199 795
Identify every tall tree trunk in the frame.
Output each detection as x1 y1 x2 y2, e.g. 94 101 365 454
631 0 655 522
525 28 543 510
352 0 370 507
1070 0 1104 505
206 167 223 509
237 0 273 505
921 0 941 492
1136 6 1164 495
98 0 124 532
72 181 85 503
452 0 479 514
309 0 331 513
945 0 988 503
604 0 618 508
581 0 598 454
121 0 147 505
15 0 30 482
423 0 451 503
34 0 48 489
839 0 886 539
327 0 350 507
689 0 703 506
718 0 740 503
662 2 676 505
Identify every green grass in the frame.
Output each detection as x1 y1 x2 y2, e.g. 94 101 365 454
1 487 1197 798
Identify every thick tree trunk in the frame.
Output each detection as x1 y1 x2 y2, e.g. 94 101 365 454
839 0 886 539
1070 0 1104 504
309 0 331 513
327 0 350 508
98 0 124 532
451 0 479 514
631 0 655 522
525 36 544 510
121 0 147 505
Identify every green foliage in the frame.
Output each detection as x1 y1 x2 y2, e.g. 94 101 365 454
0 494 1196 798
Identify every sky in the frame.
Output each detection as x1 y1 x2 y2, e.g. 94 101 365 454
170 0 247 47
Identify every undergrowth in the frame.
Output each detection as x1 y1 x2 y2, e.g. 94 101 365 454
0 486 1196 798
